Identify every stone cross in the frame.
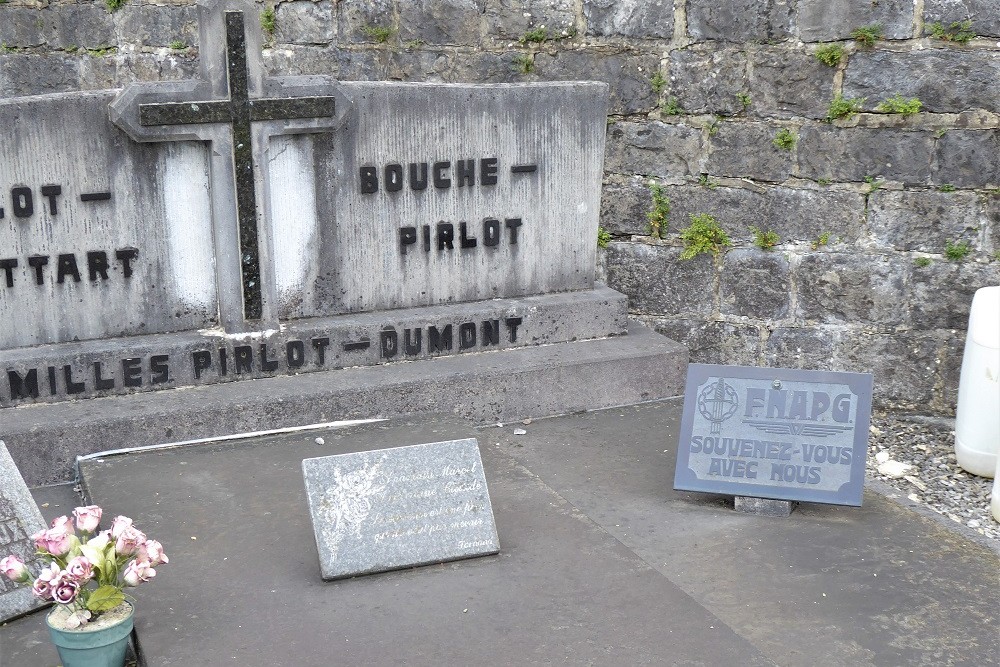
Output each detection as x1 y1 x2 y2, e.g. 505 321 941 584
110 0 349 331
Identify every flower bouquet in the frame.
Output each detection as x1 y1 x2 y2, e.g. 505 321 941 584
1 505 167 666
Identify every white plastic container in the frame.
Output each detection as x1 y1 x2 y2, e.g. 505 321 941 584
954 286 1000 478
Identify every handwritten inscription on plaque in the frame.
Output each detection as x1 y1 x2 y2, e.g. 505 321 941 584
302 438 500 580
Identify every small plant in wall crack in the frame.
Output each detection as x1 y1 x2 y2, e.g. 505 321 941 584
679 214 731 259
512 53 534 75
938 184 956 192
661 97 682 116
260 8 277 37
362 24 395 43
646 182 670 238
875 94 922 116
104 0 125 12
736 93 752 111
749 226 780 250
772 128 797 150
944 240 971 260
913 256 932 268
519 26 548 44
650 71 667 96
597 226 611 249
863 175 884 193
815 44 845 67
827 94 865 121
811 232 831 250
928 20 975 44
851 23 884 48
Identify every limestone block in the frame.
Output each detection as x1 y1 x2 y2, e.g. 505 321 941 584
795 253 907 325
0 8 46 48
667 47 748 116
532 50 659 114
114 5 199 48
933 130 1000 188
796 0 914 41
844 49 1000 114
687 0 791 42
660 184 862 245
910 261 1000 329
583 0 674 39
764 326 841 370
750 47 833 120
839 330 940 407
797 126 934 185
275 1 336 46
119 50 200 84
706 121 795 182
643 317 762 366
338 0 396 45
600 175 655 236
720 249 791 319
49 4 116 49
399 0 484 46
603 243 715 316
924 0 1000 38
484 0 576 41
605 121 704 179
0 53 79 96
867 190 981 252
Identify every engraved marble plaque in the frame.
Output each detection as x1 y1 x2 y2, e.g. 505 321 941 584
302 438 500 580
0 441 48 621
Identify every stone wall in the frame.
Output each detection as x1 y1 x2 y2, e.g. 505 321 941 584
2 0 998 415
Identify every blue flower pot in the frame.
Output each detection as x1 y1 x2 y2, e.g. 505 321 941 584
46 602 134 667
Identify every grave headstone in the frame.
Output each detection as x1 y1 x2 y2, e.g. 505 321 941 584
673 364 873 507
0 441 48 621
302 438 499 579
0 0 685 486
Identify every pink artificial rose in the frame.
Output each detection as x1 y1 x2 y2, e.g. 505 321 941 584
42 528 74 557
115 526 146 556
73 506 102 533
137 539 168 566
65 556 93 583
50 515 75 535
122 559 156 587
109 516 133 539
30 528 47 551
51 576 79 604
31 562 60 600
0 555 29 583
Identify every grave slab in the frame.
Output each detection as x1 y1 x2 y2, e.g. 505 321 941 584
54 416 771 666
4 405 997 665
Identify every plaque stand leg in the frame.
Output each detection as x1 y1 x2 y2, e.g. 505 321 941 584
734 496 796 517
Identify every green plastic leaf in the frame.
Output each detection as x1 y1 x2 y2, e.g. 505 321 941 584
86 585 125 612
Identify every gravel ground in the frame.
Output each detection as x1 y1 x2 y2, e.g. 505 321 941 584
867 413 998 544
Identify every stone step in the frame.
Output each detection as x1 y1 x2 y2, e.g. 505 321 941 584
3 321 686 485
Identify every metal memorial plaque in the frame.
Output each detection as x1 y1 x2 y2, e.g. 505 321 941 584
0 441 48 621
673 364 873 506
302 438 500 580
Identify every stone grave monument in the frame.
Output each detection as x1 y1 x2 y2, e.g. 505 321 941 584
0 0 686 486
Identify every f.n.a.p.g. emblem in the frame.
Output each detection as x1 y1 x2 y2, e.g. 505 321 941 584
697 378 739 434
